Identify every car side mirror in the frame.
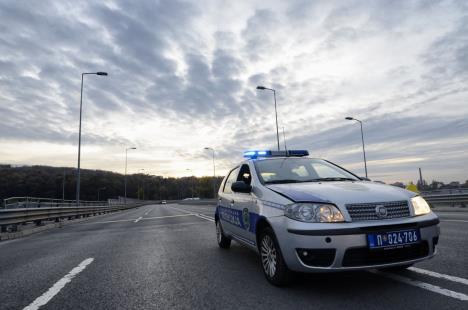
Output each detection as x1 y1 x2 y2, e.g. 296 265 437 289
231 181 252 193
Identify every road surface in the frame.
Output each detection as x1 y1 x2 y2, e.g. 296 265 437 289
0 204 467 309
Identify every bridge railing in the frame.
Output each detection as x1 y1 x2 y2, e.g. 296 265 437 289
0 203 143 232
422 193 468 208
3 197 108 209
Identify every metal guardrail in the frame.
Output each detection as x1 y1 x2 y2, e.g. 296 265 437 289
0 204 142 232
3 197 106 209
422 193 468 207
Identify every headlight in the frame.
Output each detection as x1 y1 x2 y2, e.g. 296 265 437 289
411 196 431 216
284 203 345 223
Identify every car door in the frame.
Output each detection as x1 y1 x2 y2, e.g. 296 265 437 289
217 166 240 237
230 163 258 246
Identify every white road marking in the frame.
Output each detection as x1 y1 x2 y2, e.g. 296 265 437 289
23 258 94 310
167 205 215 222
82 218 137 224
408 267 468 286
142 214 196 220
372 270 468 301
195 213 215 222
167 205 193 215
134 217 143 223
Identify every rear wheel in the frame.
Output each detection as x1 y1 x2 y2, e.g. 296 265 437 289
259 227 291 286
216 220 231 249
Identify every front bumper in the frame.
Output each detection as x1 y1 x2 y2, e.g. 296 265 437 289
269 214 440 272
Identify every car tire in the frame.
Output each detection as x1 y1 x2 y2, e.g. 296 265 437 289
259 227 291 286
216 220 231 249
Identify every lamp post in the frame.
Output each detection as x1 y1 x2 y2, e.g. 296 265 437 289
256 86 280 151
186 168 194 199
76 71 108 206
282 126 288 152
97 187 106 201
204 147 216 198
345 117 368 178
124 147 137 204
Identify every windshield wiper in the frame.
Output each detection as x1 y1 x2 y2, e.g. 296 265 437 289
264 179 303 184
304 177 356 182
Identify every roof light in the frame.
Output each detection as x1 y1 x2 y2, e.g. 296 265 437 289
243 150 309 159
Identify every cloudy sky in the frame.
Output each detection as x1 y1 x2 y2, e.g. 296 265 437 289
0 0 467 183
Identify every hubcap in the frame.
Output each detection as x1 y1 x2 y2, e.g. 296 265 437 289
261 235 277 278
216 222 222 243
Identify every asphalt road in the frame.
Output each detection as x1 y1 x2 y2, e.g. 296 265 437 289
0 204 467 310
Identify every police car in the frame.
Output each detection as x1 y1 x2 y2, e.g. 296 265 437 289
214 150 440 286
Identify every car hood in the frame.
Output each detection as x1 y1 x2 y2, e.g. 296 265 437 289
266 181 416 205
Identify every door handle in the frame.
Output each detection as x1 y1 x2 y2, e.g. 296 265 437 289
230 199 235 207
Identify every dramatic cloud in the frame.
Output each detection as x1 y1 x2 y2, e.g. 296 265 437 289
0 0 467 183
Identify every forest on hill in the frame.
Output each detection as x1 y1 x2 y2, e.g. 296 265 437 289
0 164 223 203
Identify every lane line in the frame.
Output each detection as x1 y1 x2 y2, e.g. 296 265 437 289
167 205 193 215
372 270 468 302
142 214 196 221
195 213 215 222
408 267 468 286
23 258 94 310
167 205 215 222
81 214 198 225
134 217 143 223
441 219 468 223
81 218 137 224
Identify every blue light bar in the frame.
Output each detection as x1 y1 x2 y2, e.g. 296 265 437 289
243 150 272 159
243 150 309 159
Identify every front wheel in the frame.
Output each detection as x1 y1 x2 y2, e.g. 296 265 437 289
216 220 231 249
259 227 291 286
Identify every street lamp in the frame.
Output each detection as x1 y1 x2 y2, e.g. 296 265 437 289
256 85 280 151
76 71 108 206
345 117 368 178
204 147 216 198
186 168 194 199
124 147 137 204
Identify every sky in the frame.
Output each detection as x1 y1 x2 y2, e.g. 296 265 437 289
0 0 467 184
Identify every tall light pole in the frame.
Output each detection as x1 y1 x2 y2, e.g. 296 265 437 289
256 86 280 151
76 71 108 206
345 117 368 178
124 147 137 204
186 168 194 199
204 147 216 198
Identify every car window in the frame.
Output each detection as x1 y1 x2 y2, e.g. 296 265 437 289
223 166 240 194
254 158 358 184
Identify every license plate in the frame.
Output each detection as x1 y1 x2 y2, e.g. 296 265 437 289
367 229 420 249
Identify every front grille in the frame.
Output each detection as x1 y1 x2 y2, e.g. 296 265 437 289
296 248 336 267
342 241 429 267
346 201 410 221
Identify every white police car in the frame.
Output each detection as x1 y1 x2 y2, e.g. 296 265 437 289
215 150 440 286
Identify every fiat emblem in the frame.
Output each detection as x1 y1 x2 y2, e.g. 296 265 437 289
375 205 388 218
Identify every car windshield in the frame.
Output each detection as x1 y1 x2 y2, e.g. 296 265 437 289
254 158 359 184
